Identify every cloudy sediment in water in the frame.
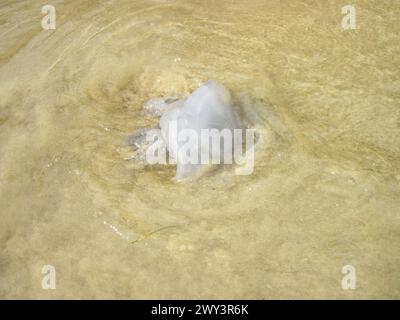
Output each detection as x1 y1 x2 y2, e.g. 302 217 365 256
0 0 399 299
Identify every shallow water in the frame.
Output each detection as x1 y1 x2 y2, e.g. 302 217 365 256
0 0 399 299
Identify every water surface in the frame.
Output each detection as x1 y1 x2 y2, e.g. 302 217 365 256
0 0 399 298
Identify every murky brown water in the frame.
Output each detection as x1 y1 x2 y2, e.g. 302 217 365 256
0 0 399 299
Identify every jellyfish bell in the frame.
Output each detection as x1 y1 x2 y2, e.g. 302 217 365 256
159 80 242 181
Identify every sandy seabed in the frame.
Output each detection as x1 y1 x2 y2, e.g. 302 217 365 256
0 0 399 299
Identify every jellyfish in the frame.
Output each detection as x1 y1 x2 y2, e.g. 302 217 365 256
126 80 255 181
